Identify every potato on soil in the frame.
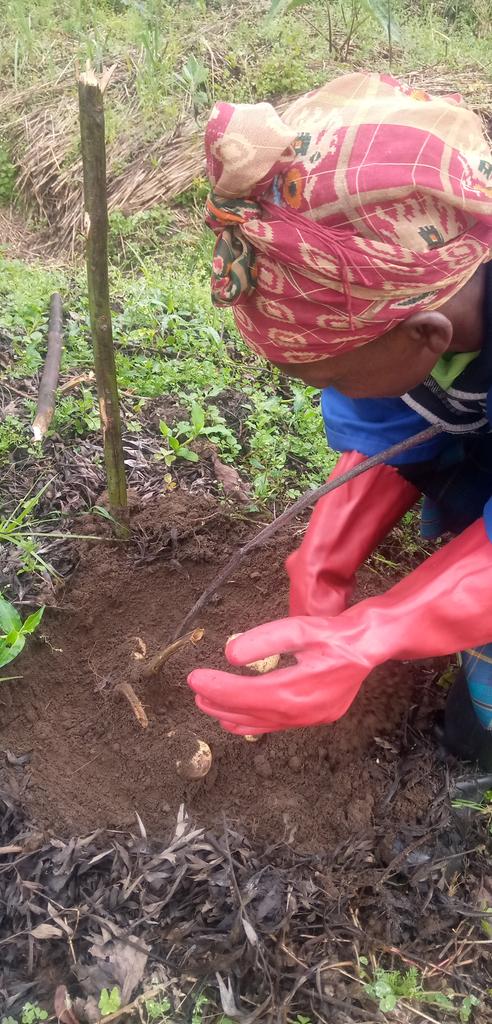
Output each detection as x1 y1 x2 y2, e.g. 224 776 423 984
167 728 212 780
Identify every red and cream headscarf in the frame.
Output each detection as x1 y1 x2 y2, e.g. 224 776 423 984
204 73 492 363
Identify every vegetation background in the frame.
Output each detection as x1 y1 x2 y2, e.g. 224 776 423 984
1 0 491 510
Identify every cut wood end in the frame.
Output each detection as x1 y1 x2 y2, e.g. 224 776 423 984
32 424 44 442
78 62 116 93
79 64 99 87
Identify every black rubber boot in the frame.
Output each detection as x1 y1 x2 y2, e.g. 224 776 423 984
443 668 492 771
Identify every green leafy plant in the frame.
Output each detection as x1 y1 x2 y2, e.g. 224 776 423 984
0 593 44 671
267 0 401 58
98 988 122 1017
0 415 29 464
157 400 239 466
20 1006 48 1024
144 997 171 1022
460 995 480 1022
363 966 455 1014
0 482 60 576
174 53 209 115
1 1002 49 1024
363 966 479 1020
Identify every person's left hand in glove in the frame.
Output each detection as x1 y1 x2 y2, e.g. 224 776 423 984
188 518 492 735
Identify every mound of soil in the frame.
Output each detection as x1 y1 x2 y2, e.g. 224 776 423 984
0 492 443 850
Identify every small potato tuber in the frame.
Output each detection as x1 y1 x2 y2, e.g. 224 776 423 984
176 738 212 780
227 634 280 743
227 633 280 674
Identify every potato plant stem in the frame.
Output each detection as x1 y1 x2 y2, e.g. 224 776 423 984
174 423 443 637
78 66 128 536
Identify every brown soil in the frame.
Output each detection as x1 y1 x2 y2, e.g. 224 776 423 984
0 491 443 851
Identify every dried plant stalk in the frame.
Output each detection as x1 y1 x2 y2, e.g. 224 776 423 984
136 628 205 682
32 292 64 441
116 682 149 728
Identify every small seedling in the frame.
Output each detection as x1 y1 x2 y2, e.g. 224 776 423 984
157 401 236 467
2 1004 49 1024
174 54 209 116
20 1007 48 1024
98 987 122 1016
0 593 44 672
144 997 171 1022
363 966 479 1020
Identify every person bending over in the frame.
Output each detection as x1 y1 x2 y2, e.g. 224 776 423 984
189 73 492 768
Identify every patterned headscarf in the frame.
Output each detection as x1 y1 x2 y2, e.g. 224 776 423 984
204 73 492 363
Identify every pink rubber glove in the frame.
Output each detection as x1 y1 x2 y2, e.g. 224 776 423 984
188 518 492 734
287 452 419 617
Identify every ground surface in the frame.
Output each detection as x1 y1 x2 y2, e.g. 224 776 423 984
3 495 492 1024
1 491 440 850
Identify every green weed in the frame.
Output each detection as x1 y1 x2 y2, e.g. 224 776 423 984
0 251 334 505
0 416 30 464
144 997 172 1022
1 1002 48 1024
98 987 122 1017
108 207 174 268
174 53 209 116
157 401 240 467
362 964 479 1019
0 592 44 671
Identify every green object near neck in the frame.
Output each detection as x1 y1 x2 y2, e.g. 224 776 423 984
430 350 480 391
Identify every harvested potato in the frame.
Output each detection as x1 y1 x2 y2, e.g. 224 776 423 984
176 738 212 780
227 634 280 743
227 633 280 674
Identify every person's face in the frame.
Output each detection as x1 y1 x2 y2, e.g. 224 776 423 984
274 311 454 398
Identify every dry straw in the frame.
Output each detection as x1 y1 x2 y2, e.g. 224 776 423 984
2 63 492 256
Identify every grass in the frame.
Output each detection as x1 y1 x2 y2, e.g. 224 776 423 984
0 249 334 506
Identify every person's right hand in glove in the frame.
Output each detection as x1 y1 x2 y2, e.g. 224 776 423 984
287 451 420 617
189 518 492 735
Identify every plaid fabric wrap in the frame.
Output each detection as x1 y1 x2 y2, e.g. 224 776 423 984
204 72 492 363
462 648 492 729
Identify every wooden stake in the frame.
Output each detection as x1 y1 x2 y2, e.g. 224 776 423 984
32 292 64 441
78 65 128 536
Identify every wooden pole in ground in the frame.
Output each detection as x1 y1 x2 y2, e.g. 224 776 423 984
32 292 64 441
78 63 128 536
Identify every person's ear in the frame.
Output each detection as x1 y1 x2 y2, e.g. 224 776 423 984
403 311 453 356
